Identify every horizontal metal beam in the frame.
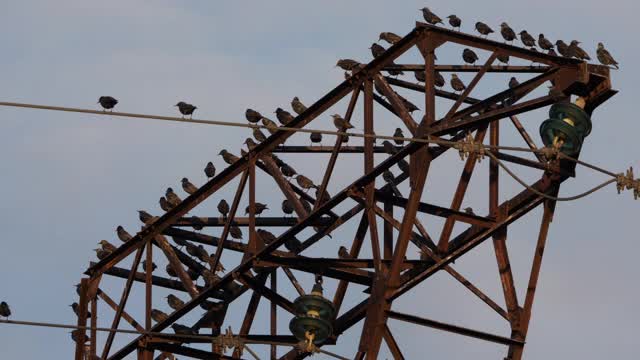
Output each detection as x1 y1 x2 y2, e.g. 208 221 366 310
272 146 402 154
173 216 334 227
383 64 549 73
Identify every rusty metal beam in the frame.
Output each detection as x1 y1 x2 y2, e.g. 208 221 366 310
383 64 549 73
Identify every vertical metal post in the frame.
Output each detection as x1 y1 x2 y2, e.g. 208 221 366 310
270 270 278 360
74 278 89 360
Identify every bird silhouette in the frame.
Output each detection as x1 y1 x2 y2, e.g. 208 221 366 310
569 40 590 60
245 203 268 216
447 15 461 30
282 199 294 216
218 149 239 165
285 237 303 253
596 43 619 69
310 131 322 145
142 260 157 272
257 229 277 244
300 197 312 213
338 246 351 259
383 170 395 184
395 92 419 113
217 199 230 218
280 163 297 178
245 108 262 123
500 22 516 43
315 188 331 204
414 70 426 83
462 48 479 65
253 127 267 142
166 294 185 310
171 323 197 336
370 43 386 58
244 138 257 151
175 102 197 118
295 175 317 191
275 108 294 125
379 32 402 45
538 34 554 51
420 7 443 25
181 178 198 195
509 77 520 89
151 309 169 323
332 114 354 130
190 216 205 231
335 59 361 71
261 117 279 135
555 40 572 58
98 240 117 253
94 248 111 260
138 210 157 225
159 196 171 212
229 225 243 240
434 71 445 87
98 96 118 111
116 226 132 242
70 330 89 343
497 53 510 65
0 301 11 319
450 74 466 93
204 162 216 179
291 97 307 115
393 128 404 145
519 31 536 48
165 264 178 278
166 187 182 208
475 22 494 37
382 140 397 155
70 303 91 318
398 159 410 173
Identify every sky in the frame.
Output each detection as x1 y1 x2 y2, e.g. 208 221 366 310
0 0 638 359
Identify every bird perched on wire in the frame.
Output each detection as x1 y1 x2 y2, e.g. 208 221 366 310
253 127 267 143
500 22 516 43
509 77 519 89
275 107 294 125
309 131 322 145
393 128 404 145
98 240 117 253
519 31 536 49
569 40 590 60
142 260 157 272
379 32 402 45
370 43 386 58
420 7 443 25
555 40 572 58
218 149 239 165
335 59 361 71
462 48 479 64
151 309 169 323
245 108 262 123
291 97 307 115
257 229 277 244
596 43 619 69
181 178 198 195
204 162 216 180
447 14 461 30
217 199 230 218
175 102 197 119
475 22 494 37
166 294 185 310
98 96 118 111
159 196 171 212
497 53 510 65
331 114 354 131
538 34 553 51
259 117 278 135
282 199 294 216
229 225 243 240
450 74 466 93
338 246 351 259
138 210 157 225
295 175 318 191
70 303 91 318
245 203 268 216
171 323 197 336
166 187 182 208
116 226 132 242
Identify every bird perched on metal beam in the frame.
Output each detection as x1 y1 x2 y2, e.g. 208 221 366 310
229 225 243 240
245 108 262 123
142 260 157 272
261 117 279 135
382 140 397 155
171 323 197 336
555 40 572 58
500 22 516 43
165 187 182 208
70 303 91 318
291 97 307 115
98 96 118 111
335 59 361 71
280 163 298 178
569 40 590 61
475 22 494 37
166 294 185 310
509 77 520 89
94 248 111 260
538 34 554 51
420 7 443 25
244 138 257 151
299 197 312 213
175 102 197 119
151 309 169 323
245 203 268 216
285 237 303 253
217 199 230 218
138 210 157 225
181 178 198 195
379 32 402 45
497 53 510 65
98 240 117 253
204 162 216 179
282 199 294 216
398 159 410 173
596 43 619 69
116 226 132 242
275 107 294 125
295 175 318 191
519 30 536 49
253 127 267 143
370 43 386 59
450 74 466 93
70 330 89 343
447 15 461 31
218 149 239 165
462 48 479 64
332 114 354 131
338 246 351 259
159 196 171 212
165 264 178 278
257 229 277 244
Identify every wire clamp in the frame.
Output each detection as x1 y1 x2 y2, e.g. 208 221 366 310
616 167 639 200
454 133 485 162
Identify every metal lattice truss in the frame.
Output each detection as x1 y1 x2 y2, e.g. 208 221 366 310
73 22 616 360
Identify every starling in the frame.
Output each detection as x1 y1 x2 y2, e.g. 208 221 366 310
509 77 520 89
315 188 331 204
229 225 243 239
138 210 156 225
159 196 171 212
244 138 257 151
379 32 402 45
331 114 354 130
341 134 350 143
291 97 307 115
172 236 188 247
253 127 267 142
166 294 185 310
295 175 317 190
393 128 404 145
420 7 443 25
285 237 303 253
555 40 572 58
497 53 510 65
271 154 285 167
282 199 294 216
382 140 397 155
185 243 200 258
175 102 197 118
218 149 239 165
500 22 516 43
71 330 89 343
151 309 169 323
275 107 294 125
245 202 269 216
165 263 178 278
475 22 494 37
98 96 118 111
596 42 619 69
116 226 132 242
0 302 11 319
450 74 466 92
98 240 117 253
519 31 536 48
434 71 445 87
94 248 111 260
202 269 221 287
217 199 230 218
538 34 553 51
280 163 297 178
166 187 182 208
337 246 351 259
547 48 558 57
300 197 312 213
382 170 396 184
190 216 205 231
370 43 386 58
245 109 262 123
463 207 475 215
142 260 157 272
310 131 322 144
200 300 226 312
261 117 279 135
336 59 361 71
181 177 198 195
171 323 197 336
398 159 410 173
569 40 590 60
195 244 209 262
414 69 425 83
462 48 479 64
204 162 216 179
396 92 419 113
70 303 91 318
447 15 461 30
257 229 277 244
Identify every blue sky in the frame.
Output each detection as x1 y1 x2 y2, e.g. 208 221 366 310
0 1 638 359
